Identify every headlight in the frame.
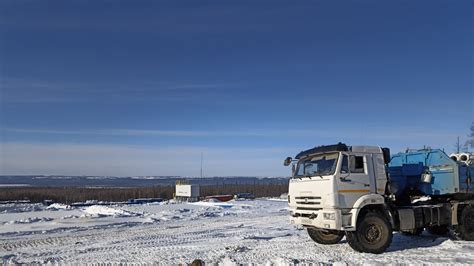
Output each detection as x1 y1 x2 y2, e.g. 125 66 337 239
323 212 336 220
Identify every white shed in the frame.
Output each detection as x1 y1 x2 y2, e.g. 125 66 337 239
175 184 200 197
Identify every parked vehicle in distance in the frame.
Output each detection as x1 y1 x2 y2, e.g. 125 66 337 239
284 143 474 254
205 195 234 202
234 193 256 200
127 198 163 204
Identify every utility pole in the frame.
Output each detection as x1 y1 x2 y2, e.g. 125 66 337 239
200 152 203 179
470 122 474 150
455 136 461 153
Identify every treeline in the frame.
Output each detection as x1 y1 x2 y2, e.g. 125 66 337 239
201 183 288 198
0 183 288 204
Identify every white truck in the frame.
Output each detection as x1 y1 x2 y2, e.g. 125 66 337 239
284 143 474 253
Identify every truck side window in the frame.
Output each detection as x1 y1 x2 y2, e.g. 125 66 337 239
349 155 365 173
340 155 349 173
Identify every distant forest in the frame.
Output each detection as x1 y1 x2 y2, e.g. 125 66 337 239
0 175 289 187
0 183 288 204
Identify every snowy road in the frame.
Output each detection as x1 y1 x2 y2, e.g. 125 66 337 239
1 199 473 264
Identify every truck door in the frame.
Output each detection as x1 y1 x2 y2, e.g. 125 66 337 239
337 153 372 208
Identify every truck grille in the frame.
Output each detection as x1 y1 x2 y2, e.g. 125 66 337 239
295 196 321 200
292 213 317 218
296 207 322 211
294 196 321 211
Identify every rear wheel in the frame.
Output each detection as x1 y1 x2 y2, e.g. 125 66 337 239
307 228 344 244
346 211 393 254
455 205 474 241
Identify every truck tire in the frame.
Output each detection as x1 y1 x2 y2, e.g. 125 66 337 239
426 225 449 236
456 205 474 241
307 228 344 245
346 211 393 254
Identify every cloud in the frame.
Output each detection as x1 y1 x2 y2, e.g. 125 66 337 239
0 142 291 176
0 79 245 103
2 126 460 141
0 2 290 34
2 127 328 137
0 122 462 176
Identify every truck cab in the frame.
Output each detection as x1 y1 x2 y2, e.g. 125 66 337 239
287 143 389 232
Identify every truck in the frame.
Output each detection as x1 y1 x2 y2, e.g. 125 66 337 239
284 143 474 253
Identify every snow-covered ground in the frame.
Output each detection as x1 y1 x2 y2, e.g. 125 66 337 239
1 199 473 264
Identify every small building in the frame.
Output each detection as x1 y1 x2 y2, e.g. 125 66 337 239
175 180 200 202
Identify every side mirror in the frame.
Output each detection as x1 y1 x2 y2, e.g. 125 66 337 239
284 157 292 166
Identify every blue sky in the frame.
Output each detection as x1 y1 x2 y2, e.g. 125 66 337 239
0 0 473 176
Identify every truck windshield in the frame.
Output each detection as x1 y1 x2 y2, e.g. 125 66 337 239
294 153 339 178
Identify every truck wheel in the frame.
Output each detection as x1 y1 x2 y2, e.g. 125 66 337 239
457 206 474 241
307 228 344 244
426 225 449 236
346 211 393 254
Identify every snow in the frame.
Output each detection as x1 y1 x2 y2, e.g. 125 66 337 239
190 201 234 209
1 199 473 264
412 196 431 204
0 203 43 213
5 217 53 224
82 205 133 217
46 203 70 210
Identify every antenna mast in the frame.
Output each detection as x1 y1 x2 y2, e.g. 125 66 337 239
200 152 203 179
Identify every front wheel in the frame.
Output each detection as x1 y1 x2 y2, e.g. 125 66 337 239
307 227 344 244
346 211 393 254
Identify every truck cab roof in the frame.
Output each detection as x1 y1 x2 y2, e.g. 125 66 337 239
295 143 383 159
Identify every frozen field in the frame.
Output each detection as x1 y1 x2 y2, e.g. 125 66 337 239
1 199 473 265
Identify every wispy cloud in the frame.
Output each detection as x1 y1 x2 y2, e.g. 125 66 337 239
0 79 245 103
0 127 353 138
0 142 290 176
0 124 463 176
0 128 462 176
2 126 460 140
0 3 294 35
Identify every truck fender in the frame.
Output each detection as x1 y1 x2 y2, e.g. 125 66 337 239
349 194 386 229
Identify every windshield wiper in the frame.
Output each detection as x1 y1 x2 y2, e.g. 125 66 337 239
293 175 312 180
316 170 324 179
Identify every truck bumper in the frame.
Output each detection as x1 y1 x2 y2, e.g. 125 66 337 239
290 209 344 230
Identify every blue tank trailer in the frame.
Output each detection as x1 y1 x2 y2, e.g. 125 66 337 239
388 149 473 199
386 148 474 239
